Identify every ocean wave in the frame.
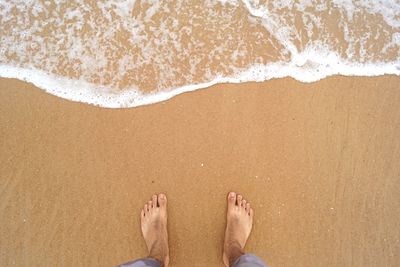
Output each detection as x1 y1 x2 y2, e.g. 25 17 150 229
0 0 399 108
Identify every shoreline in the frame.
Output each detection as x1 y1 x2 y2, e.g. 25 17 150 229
1 61 399 108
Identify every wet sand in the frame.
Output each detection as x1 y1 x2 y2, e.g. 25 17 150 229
0 76 399 266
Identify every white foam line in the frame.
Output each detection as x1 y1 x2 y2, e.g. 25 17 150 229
1 60 399 109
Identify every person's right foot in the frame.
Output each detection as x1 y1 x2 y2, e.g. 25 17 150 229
223 192 254 267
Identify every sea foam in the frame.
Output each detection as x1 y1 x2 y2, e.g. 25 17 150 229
0 0 399 108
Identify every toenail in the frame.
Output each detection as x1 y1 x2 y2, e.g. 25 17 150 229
229 192 235 197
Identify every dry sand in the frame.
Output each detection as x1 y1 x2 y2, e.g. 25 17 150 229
0 76 399 266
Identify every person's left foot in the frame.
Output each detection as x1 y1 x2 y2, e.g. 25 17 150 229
141 194 170 267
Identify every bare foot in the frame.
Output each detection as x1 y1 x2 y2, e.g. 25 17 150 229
223 192 254 267
140 194 169 267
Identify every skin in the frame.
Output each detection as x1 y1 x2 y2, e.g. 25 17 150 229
140 192 253 267
140 194 169 267
223 192 254 267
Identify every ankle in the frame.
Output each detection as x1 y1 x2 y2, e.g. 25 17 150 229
149 245 168 267
148 254 168 267
225 241 244 266
148 252 166 266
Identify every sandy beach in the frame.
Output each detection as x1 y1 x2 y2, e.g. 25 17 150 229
0 76 399 266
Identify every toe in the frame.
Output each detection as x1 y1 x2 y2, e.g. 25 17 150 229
148 200 153 209
236 194 243 206
141 209 145 218
246 203 251 213
158 193 167 208
152 194 158 207
249 208 254 218
242 199 247 209
227 192 237 209
144 204 149 213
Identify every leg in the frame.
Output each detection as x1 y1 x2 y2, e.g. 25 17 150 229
232 254 267 267
119 194 170 267
118 257 161 267
223 192 267 267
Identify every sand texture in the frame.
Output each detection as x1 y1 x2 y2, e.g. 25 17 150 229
0 76 399 266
